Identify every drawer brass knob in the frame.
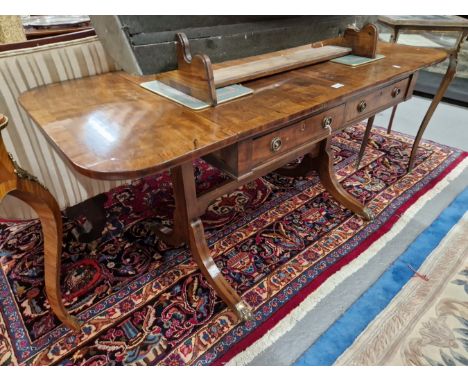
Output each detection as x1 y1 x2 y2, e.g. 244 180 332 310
322 116 333 129
392 87 401 97
357 100 367 113
270 137 282 152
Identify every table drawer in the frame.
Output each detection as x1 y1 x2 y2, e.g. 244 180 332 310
345 77 410 122
251 104 345 166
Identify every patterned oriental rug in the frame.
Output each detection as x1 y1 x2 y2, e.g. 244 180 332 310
0 123 466 366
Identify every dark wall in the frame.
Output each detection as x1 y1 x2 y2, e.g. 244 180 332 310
95 16 378 75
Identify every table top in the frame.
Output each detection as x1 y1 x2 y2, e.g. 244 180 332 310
19 42 447 181
378 15 468 29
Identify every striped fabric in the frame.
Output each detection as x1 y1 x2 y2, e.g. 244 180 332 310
0 36 127 219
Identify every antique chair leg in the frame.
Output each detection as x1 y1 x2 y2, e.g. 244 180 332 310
356 115 375 168
170 162 253 322
315 138 374 221
407 50 459 172
11 185 81 332
0 114 80 331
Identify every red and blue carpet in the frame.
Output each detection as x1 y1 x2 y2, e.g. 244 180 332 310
0 123 466 365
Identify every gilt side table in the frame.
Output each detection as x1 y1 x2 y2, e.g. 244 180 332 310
356 15 468 171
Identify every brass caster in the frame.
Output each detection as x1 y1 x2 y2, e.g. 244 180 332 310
234 301 254 322
361 207 375 221
65 316 82 333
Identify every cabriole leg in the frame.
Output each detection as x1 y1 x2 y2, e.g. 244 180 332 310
1 115 80 331
11 183 81 332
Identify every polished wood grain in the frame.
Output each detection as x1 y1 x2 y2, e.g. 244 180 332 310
342 24 378 58
202 139 252 180
19 74 233 180
0 114 80 332
344 77 410 123
19 42 447 181
157 32 351 104
311 23 378 58
157 24 375 104
212 45 351 88
158 33 217 105
250 104 345 167
213 24 378 88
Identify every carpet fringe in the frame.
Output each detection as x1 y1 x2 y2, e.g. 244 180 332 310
226 157 468 366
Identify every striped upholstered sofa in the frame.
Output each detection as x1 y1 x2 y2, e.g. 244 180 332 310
0 36 128 219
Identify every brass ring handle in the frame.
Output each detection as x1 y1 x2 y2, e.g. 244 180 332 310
357 100 367 113
392 87 401 97
322 116 333 129
270 137 282 152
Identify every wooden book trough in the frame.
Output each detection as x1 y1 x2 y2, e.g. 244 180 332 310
157 24 379 106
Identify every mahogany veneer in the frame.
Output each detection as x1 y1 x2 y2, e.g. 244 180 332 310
20 42 446 180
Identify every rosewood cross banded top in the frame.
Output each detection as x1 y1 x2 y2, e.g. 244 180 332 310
18 27 447 330
20 43 446 180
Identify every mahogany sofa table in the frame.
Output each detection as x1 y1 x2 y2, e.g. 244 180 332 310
18 41 446 331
